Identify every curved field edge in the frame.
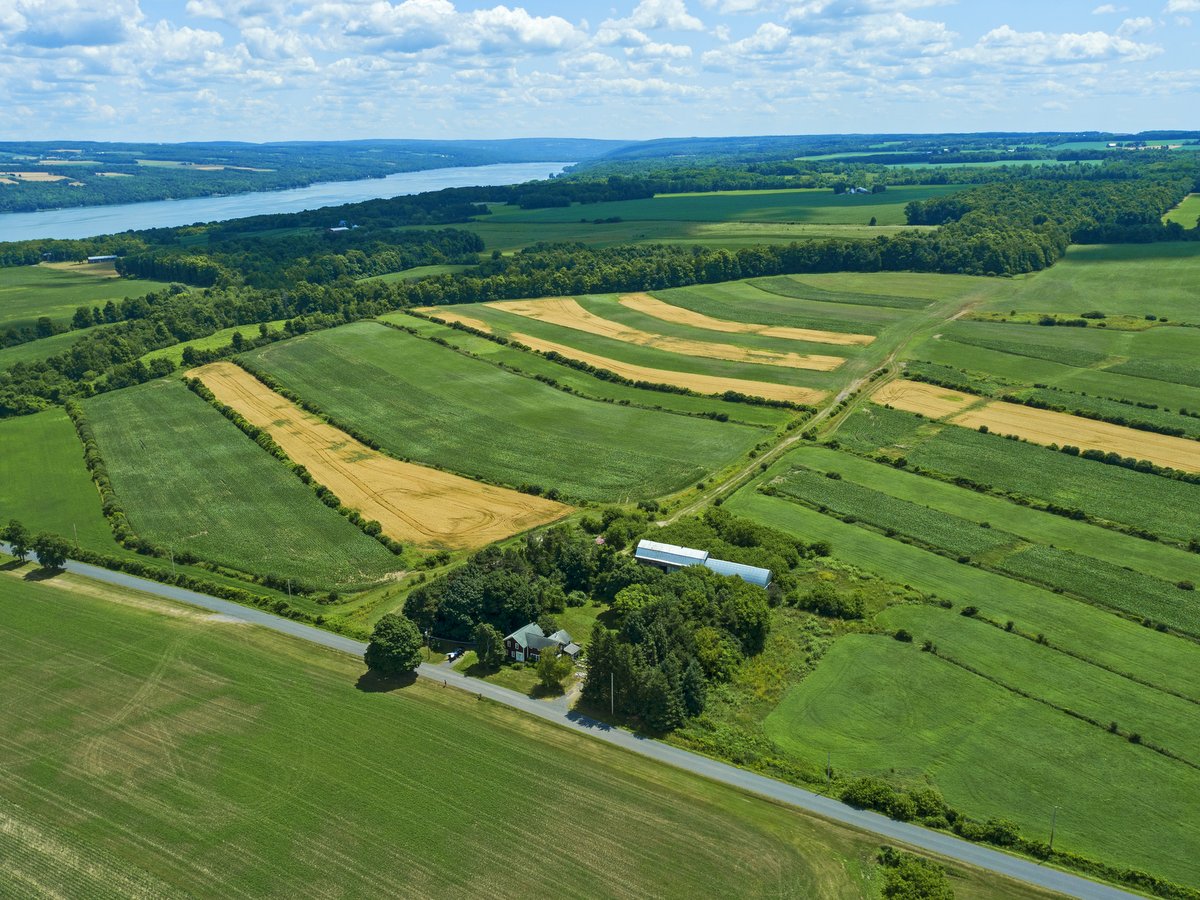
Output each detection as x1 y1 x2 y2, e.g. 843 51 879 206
240 322 769 502
81 378 404 591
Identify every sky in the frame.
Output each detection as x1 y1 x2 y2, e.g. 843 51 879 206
0 0 1197 142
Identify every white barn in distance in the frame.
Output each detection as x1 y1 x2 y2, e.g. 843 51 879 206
634 539 772 588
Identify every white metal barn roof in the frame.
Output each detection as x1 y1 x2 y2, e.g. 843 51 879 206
635 539 772 587
635 539 710 568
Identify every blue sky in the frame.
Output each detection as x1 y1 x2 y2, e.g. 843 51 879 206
0 0 1195 141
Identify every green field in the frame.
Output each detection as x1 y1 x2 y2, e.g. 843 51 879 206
1164 193 1200 227
0 407 114 549
761 632 1200 886
83 379 403 591
0 323 106 370
397 313 792 428
139 319 287 365
244 322 767 501
359 263 475 283
482 185 964 227
836 405 1200 542
0 571 1053 900
0 264 172 330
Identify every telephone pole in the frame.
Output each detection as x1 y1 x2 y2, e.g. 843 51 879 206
1049 805 1059 853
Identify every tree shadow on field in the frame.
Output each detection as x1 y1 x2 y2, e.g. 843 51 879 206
0 559 26 573
23 566 64 582
355 669 418 693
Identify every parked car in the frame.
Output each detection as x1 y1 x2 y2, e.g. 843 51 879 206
446 648 464 662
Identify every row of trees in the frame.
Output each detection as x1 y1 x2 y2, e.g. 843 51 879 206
1 520 70 570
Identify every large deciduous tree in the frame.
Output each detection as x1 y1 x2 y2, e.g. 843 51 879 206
3 519 31 561
364 614 424 677
32 532 70 571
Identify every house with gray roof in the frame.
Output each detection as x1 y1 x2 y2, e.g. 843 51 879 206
504 623 581 663
634 539 772 588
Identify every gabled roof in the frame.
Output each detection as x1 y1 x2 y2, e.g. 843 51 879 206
548 629 573 645
704 557 772 588
635 539 710 568
563 642 582 657
505 623 574 652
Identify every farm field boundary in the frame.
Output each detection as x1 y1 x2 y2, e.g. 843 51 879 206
189 361 569 550
489 296 847 371
512 332 827 404
619 292 875 346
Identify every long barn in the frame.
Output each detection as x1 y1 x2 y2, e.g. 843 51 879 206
634 539 772 588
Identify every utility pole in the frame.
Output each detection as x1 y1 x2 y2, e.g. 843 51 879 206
72 523 78 550
610 671 615 717
1049 805 1059 853
826 751 831 790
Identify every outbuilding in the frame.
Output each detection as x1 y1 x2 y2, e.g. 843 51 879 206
634 539 772 588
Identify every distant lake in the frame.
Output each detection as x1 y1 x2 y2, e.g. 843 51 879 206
0 161 572 242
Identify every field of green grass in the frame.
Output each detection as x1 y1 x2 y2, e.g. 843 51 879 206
1164 193 1200 227
836 404 1200 543
481 185 963 228
0 570 1053 900
397 313 793 428
83 378 402 592
244 322 767 501
762 632 1200 886
139 319 287 365
0 407 115 549
359 263 474 282
0 323 106 370
0 264 172 330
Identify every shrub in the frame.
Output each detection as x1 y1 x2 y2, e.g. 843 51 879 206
893 629 914 643
960 605 979 617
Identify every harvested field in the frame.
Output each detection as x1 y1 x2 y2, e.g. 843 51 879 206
490 297 845 371
950 401 1200 473
871 379 981 418
0 171 66 182
619 292 874 346
415 307 493 333
513 332 826 405
189 362 569 549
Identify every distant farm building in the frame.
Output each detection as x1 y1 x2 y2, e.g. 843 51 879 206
634 539 772 588
86 255 118 263
503 623 581 663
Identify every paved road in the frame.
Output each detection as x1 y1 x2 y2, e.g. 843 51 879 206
4 545 1138 900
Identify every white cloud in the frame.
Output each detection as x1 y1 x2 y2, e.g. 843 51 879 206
965 24 1161 66
1117 16 1155 37
1165 0 1200 11
1091 4 1118 13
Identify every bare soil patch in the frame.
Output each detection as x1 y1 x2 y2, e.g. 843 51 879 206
489 297 845 371
189 362 570 550
619 292 874 346
0 171 67 182
872 379 981 418
951 402 1200 473
512 332 826 405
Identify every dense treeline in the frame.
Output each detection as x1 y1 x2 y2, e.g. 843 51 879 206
117 227 483 288
404 507 825 732
905 162 1197 243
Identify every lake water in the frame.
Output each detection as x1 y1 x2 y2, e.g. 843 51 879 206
0 161 572 242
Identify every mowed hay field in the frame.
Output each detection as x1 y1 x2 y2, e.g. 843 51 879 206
725 490 1200 886
0 573 1057 900
83 378 403 589
872 379 979 418
617 292 875 345
243 323 769 500
0 263 172 330
1163 193 1200 227
191 362 569 550
487 297 846 370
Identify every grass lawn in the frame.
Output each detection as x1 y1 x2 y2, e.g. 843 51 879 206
244 322 768 502
0 264 172 330
0 570 1057 899
397 313 793 428
139 320 287 365
83 378 403 593
762 633 1200 887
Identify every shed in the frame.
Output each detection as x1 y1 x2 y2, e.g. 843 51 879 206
703 557 773 588
634 539 709 572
